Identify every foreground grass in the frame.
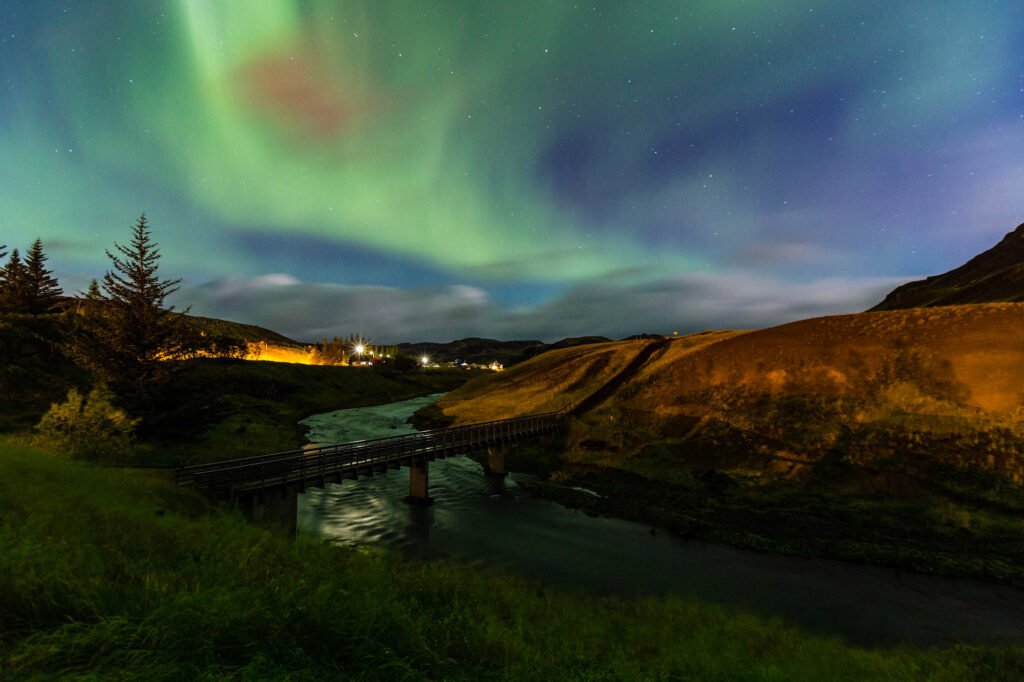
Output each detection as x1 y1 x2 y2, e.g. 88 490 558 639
4 442 1022 679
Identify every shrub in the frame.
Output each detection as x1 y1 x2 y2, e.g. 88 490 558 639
34 386 139 463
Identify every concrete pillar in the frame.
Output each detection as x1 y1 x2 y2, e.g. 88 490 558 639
405 456 434 506
237 492 259 522
486 444 509 476
255 487 299 537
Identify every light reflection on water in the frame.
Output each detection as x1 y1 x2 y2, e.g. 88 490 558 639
297 397 1024 648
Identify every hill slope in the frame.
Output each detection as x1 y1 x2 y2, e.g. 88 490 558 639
434 305 1024 581
438 304 1024 480
434 339 651 424
871 223 1024 310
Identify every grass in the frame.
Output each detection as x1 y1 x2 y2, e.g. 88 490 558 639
0 312 472 467
122 360 471 465
4 439 1024 679
435 340 649 424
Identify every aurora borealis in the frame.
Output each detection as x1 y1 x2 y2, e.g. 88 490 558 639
2 1 1023 341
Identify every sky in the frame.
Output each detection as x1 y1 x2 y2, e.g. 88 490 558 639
2 1 1023 343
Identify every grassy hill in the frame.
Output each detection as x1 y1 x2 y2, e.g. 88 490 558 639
433 304 1024 582
3 439 1022 679
0 311 470 465
186 313 305 347
432 338 653 423
871 222 1024 310
0 312 91 431
141 360 470 465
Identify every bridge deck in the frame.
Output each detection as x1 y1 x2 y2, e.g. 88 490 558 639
175 411 564 500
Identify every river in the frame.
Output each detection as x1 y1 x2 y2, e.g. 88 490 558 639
298 395 1024 648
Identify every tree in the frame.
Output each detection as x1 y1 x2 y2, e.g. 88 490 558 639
23 238 62 314
0 244 6 309
0 248 29 312
79 278 103 314
75 214 189 399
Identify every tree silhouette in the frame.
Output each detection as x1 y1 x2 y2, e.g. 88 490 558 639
23 238 62 314
0 244 7 306
0 249 29 312
76 214 189 400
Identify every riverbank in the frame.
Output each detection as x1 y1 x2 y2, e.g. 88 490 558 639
427 315 1024 589
505 436 1024 588
4 439 1024 679
135 360 471 465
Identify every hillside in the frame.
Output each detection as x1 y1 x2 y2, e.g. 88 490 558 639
397 335 613 367
142 360 471 464
186 314 305 347
430 304 1024 581
438 303 1024 497
871 222 1024 310
0 311 470 464
433 339 654 424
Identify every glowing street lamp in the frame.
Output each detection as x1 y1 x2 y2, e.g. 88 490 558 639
420 355 430 366
353 344 365 357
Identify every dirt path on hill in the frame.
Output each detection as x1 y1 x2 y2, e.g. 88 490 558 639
570 338 672 416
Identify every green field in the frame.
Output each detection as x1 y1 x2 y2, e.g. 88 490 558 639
4 440 1024 680
137 359 471 465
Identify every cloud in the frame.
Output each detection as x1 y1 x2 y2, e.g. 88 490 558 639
184 276 493 342
180 271 911 344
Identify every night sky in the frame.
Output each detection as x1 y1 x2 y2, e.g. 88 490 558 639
3 1 1023 342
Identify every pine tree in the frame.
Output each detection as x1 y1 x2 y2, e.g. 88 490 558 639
86 278 102 303
0 249 29 312
0 245 8 309
23 238 62 314
75 278 104 316
77 214 189 399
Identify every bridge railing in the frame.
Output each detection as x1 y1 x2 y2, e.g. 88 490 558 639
176 410 565 499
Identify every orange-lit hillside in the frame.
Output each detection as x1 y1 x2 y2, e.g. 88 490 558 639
618 302 1024 416
434 339 652 425
247 343 315 365
442 304 1024 422
436 303 1024 481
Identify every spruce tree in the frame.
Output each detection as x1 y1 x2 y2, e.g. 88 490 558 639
23 238 63 314
0 249 29 312
74 278 104 317
0 244 8 309
79 214 189 399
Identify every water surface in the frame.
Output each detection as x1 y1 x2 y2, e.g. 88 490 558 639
298 397 1024 648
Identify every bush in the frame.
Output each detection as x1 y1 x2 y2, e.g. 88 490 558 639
34 386 139 463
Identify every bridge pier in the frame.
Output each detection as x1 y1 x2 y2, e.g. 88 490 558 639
238 488 299 536
404 455 434 506
486 443 509 476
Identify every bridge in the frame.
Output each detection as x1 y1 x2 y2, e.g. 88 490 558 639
174 410 566 532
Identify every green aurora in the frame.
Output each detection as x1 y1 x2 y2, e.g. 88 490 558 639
2 0 1022 339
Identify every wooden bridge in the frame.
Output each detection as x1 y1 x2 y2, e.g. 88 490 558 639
174 410 566 532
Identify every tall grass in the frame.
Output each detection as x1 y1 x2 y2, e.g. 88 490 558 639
4 440 1021 679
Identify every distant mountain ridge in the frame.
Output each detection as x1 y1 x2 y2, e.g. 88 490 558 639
397 336 612 367
870 222 1024 311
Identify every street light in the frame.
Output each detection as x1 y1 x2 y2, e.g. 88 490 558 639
420 355 430 366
